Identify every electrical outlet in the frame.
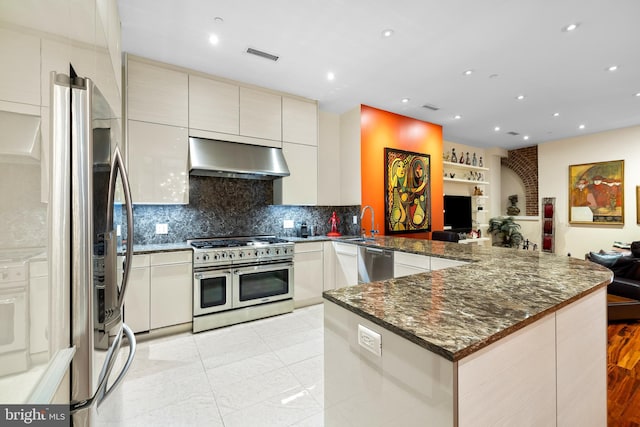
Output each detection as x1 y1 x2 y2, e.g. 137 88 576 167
353 215 358 224
283 219 294 229
155 223 168 234
358 324 381 356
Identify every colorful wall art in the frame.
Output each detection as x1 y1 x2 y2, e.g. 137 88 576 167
569 159 624 224
384 148 431 233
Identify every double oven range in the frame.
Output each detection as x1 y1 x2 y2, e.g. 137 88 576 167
189 236 294 333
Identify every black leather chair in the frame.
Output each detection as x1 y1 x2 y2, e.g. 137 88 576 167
587 246 640 321
431 230 460 243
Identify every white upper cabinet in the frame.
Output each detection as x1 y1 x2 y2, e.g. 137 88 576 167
239 87 282 143
126 57 188 127
274 142 318 205
0 27 41 107
189 75 239 135
282 97 318 146
128 120 188 204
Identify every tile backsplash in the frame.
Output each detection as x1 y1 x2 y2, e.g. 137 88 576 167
132 176 361 244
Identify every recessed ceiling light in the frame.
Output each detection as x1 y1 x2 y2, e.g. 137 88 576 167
635 92 640 97
494 126 500 132
327 71 335 81
401 98 410 103
523 135 529 140
516 94 525 100
562 23 580 32
454 115 462 120
579 124 586 129
382 29 394 37
209 34 219 45
607 65 618 72
463 69 474 76
552 112 560 117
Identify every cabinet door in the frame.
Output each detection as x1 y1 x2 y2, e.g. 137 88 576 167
323 241 337 291
282 97 318 146
334 242 358 287
0 28 40 107
150 262 193 329
189 75 239 134
127 58 188 127
274 142 318 205
124 266 151 333
239 87 282 142
128 120 188 204
294 243 324 307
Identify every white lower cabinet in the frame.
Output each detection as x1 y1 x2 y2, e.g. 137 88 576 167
121 254 151 334
394 251 430 278
149 251 193 330
294 242 324 308
333 242 358 287
120 251 192 333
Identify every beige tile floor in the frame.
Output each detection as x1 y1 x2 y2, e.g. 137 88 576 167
97 304 324 426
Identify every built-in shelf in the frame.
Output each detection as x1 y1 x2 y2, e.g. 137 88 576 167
444 177 490 185
443 161 489 172
472 195 489 199
459 237 490 244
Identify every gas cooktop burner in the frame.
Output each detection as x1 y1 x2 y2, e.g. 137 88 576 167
189 236 294 268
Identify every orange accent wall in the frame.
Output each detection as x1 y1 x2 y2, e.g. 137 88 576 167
360 105 443 239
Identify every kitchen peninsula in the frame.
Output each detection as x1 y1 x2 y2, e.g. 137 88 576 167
323 236 612 426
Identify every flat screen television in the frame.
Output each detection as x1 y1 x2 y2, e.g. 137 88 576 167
443 195 472 232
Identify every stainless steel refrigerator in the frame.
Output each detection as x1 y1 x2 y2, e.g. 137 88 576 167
50 71 136 425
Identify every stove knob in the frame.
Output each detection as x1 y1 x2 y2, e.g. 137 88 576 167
202 253 210 261
238 252 244 258
265 248 271 255
254 250 259 257
229 252 235 259
275 249 280 255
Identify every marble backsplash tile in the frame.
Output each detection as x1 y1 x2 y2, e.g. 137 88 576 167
131 176 361 245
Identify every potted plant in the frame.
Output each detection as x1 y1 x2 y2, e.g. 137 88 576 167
487 216 524 248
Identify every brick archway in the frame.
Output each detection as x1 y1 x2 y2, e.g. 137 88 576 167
500 146 539 216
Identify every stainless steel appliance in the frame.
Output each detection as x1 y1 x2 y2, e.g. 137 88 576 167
190 236 294 333
50 72 135 425
358 246 394 283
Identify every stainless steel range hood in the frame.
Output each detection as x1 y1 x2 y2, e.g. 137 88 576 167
188 137 290 180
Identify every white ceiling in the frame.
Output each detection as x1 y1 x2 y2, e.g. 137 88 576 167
118 0 640 149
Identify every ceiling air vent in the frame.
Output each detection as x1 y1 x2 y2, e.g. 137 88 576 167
507 131 520 136
421 103 440 111
246 47 279 62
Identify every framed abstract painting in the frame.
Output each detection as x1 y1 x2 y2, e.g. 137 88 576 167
569 160 624 225
384 148 431 233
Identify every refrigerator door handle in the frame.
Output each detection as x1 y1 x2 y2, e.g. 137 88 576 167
70 323 136 413
97 323 136 407
106 145 134 308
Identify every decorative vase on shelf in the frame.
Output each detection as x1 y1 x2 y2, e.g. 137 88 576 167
479 156 484 167
459 152 465 164
450 148 457 163
465 152 471 165
472 153 477 166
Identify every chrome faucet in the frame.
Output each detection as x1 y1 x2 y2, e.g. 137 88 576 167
360 205 378 238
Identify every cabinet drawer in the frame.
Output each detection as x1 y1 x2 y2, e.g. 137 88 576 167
117 254 150 269
294 241 324 253
394 252 430 270
333 242 357 256
150 250 192 266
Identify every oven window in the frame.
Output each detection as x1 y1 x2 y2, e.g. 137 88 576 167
0 303 15 345
238 269 289 302
201 276 228 308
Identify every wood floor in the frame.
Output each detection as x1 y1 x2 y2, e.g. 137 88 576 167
608 320 640 426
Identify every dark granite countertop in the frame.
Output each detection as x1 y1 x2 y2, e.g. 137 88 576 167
322 235 612 362
123 242 192 255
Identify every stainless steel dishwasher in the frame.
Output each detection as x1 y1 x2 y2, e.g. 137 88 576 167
358 246 394 283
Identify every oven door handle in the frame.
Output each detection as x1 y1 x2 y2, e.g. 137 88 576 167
233 263 293 275
195 270 232 279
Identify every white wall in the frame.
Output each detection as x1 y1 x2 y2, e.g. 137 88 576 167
500 166 525 216
539 125 640 257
